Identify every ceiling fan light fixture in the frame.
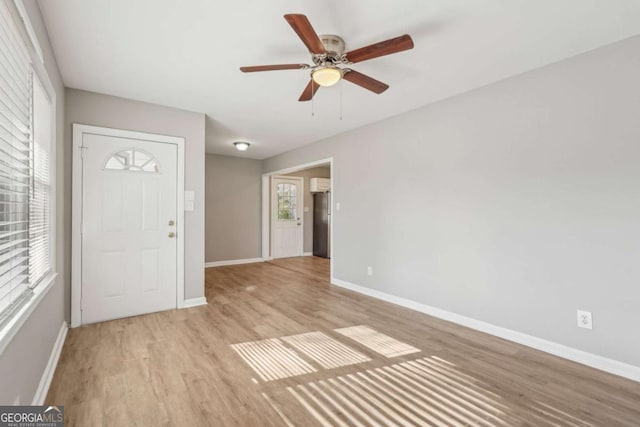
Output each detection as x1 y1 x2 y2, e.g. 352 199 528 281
233 141 250 151
311 66 342 87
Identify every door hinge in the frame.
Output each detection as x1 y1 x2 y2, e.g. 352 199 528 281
79 145 88 158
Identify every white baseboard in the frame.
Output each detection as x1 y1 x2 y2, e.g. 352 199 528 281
182 297 208 308
204 258 264 268
303 252 313 256
32 321 68 405
331 277 640 383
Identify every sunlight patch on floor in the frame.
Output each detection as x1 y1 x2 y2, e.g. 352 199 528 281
231 338 317 381
286 356 511 426
281 332 371 369
282 355 595 427
334 325 421 358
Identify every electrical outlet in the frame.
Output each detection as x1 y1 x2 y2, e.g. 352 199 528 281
367 266 373 276
577 310 593 330
335 202 341 211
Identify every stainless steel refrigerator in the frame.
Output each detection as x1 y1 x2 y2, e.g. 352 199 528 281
313 192 331 258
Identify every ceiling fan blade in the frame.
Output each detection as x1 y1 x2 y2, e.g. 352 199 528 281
345 34 414 64
240 64 308 72
342 70 389 94
284 14 326 55
298 80 320 102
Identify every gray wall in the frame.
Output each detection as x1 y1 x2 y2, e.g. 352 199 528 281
0 0 66 405
205 154 262 262
285 167 331 253
65 89 206 300
264 35 640 367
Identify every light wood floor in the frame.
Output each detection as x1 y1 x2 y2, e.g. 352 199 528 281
47 257 640 426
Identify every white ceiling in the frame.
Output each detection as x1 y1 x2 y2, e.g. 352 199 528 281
39 0 640 159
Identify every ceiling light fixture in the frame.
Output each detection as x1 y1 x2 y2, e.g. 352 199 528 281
233 141 250 151
311 66 342 87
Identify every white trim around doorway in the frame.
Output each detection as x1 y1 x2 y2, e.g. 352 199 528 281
71 124 186 327
261 158 334 278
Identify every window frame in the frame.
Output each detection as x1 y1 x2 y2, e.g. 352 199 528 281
276 182 298 221
0 0 58 355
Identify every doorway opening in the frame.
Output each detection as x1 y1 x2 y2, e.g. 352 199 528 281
262 158 333 280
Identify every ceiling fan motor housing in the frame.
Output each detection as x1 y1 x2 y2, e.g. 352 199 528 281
319 34 346 57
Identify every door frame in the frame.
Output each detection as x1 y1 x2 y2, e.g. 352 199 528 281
270 175 304 258
261 158 334 277
71 124 186 327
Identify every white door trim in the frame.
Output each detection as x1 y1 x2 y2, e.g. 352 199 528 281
261 158 333 277
71 124 186 327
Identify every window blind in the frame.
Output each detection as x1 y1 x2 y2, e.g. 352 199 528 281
29 74 50 287
0 1 38 323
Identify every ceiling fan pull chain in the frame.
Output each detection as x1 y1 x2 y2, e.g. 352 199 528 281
340 79 343 121
311 79 315 117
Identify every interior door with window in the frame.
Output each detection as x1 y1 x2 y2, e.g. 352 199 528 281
272 177 303 258
81 133 177 324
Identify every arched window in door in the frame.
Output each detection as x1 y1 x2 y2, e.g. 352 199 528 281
104 148 160 173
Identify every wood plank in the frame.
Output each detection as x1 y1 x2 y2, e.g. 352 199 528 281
47 256 640 426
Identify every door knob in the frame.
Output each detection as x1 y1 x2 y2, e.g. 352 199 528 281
168 232 175 238
297 223 301 226
168 220 175 226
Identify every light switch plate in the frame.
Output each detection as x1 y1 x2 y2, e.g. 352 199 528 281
184 190 195 212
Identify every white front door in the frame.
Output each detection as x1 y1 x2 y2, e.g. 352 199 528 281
81 133 178 324
272 177 303 258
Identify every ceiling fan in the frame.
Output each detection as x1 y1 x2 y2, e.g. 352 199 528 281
240 14 414 101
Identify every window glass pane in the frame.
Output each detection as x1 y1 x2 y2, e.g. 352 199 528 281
141 160 159 173
105 157 124 170
275 182 298 221
289 194 296 219
133 150 150 167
